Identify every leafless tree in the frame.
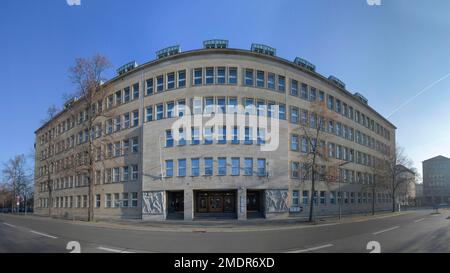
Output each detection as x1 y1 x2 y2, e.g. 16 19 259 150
66 54 112 221
2 155 32 213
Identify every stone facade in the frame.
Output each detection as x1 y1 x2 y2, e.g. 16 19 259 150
34 46 396 221
422 155 450 205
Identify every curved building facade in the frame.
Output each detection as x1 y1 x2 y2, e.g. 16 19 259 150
34 42 396 221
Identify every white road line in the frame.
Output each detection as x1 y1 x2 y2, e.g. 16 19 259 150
286 244 334 253
3 223 17 228
372 226 400 235
29 230 58 239
97 246 135 253
414 218 425 223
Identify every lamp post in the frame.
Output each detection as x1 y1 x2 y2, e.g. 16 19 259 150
338 161 351 220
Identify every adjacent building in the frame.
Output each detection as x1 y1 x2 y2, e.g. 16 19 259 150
34 40 396 221
395 164 416 207
422 156 450 205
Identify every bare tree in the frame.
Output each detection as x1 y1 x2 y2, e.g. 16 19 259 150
292 100 339 222
67 54 111 221
2 155 32 213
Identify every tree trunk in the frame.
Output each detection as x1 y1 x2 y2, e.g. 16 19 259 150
308 156 317 222
372 186 375 216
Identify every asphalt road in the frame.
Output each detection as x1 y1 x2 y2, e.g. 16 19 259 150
0 209 449 253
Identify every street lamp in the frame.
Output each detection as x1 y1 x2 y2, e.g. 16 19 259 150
338 161 351 220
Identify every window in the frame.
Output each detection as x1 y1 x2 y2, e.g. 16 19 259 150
165 160 173 177
95 194 101 208
132 110 139 127
114 193 120 208
157 75 164 92
278 76 285 92
330 191 336 204
327 95 334 110
115 90 122 105
178 128 186 146
132 137 139 153
123 87 131 103
114 117 121 132
257 70 265 87
290 107 299 124
266 73 275 89
178 70 186 87
244 158 253 176
228 97 238 113
232 126 239 144
146 106 153 122
228 67 237 84
167 72 175 90
244 127 253 144
291 80 298 96
291 135 299 151
303 191 309 205
178 159 186 177
105 194 112 208
191 127 200 145
146 78 154 95
217 98 226 114
177 100 186 117
301 137 308 153
166 130 173 147
292 191 299 207
257 128 265 145
204 126 213 144
131 193 138 207
114 142 121 157
217 67 226 84
204 158 213 176
194 68 203 85
218 126 226 144
122 193 129 208
309 87 317 101
123 139 130 155
231 158 240 176
245 69 254 86
191 158 200 177
319 90 325 102
133 83 139 100
123 166 129 181
336 99 341 114
205 67 214 84
300 83 308 99
257 159 266 177
122 113 130 129
279 104 286 120
167 102 175 118
131 165 138 180
205 97 214 114
244 98 254 115
291 161 299 178
320 191 326 205
218 157 227 176
156 104 164 120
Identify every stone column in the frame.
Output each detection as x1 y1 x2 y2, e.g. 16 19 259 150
237 187 247 220
184 190 193 221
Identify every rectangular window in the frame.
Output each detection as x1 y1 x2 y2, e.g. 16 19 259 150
231 157 240 176
205 67 214 84
191 158 200 177
132 137 139 153
133 83 139 100
204 158 213 176
303 191 309 205
291 135 299 151
228 97 238 113
123 166 129 181
232 126 239 144
279 104 286 120
167 102 175 118
165 160 173 177
132 110 139 127
178 159 186 177
309 87 317 101
146 106 153 122
194 68 203 85
257 128 265 145
114 193 120 207
218 157 227 176
105 194 112 208
228 67 237 84
291 79 298 96
291 161 299 178
115 90 122 105
257 70 265 88
278 76 285 92
178 128 186 146
177 100 186 117
217 97 226 114
218 126 226 144
244 158 253 176
244 127 253 145
267 73 275 89
122 193 129 208
157 75 164 92
217 67 226 84
124 88 131 103
157 104 164 120
131 193 138 207
191 127 200 145
327 95 334 110
146 78 154 95
166 130 173 147
290 107 299 124
320 191 326 205
178 70 186 87
292 190 299 207
131 165 138 181
257 159 266 177
204 97 215 114
204 126 213 145
167 72 175 89
300 83 308 99
245 69 254 86
95 194 101 208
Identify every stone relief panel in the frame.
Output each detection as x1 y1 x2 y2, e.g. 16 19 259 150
142 191 165 215
265 190 289 213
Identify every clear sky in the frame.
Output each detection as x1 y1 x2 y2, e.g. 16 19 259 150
1 0 450 179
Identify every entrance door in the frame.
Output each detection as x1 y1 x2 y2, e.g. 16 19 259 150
195 191 237 214
196 193 208 213
247 191 260 212
169 191 184 213
208 194 224 213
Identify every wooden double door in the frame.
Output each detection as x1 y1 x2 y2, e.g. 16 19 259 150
196 191 236 214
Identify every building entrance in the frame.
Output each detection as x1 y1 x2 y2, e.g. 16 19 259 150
195 191 236 216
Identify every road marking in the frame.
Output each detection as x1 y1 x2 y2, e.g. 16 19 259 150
286 244 334 253
29 230 58 239
372 226 400 235
3 223 17 228
414 218 425 223
97 246 135 253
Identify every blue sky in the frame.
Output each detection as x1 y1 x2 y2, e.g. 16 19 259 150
1 0 450 178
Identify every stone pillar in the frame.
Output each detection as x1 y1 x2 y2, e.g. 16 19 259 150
184 190 193 221
237 187 247 220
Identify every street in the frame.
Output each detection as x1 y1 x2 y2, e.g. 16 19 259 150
0 209 449 253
